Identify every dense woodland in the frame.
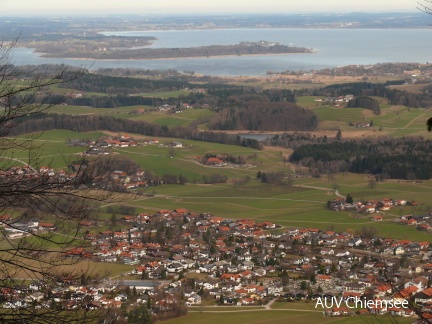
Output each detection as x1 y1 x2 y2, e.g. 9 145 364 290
59 72 193 95
59 95 155 108
209 100 318 131
262 133 337 149
346 96 381 115
290 137 432 180
9 114 261 150
299 82 432 108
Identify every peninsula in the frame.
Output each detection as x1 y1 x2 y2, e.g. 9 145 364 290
35 41 312 60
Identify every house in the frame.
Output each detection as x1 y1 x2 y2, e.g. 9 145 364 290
326 307 349 316
394 285 418 302
241 297 255 305
407 218 417 226
394 246 405 255
414 287 432 305
316 275 333 283
342 291 361 301
206 158 224 166
170 142 183 148
404 277 426 290
344 283 365 293
368 302 387 315
320 248 334 255
387 307 404 316
347 238 362 247
267 285 283 296
186 294 201 305
39 222 56 230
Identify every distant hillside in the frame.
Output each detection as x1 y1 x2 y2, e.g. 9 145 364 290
3 13 430 43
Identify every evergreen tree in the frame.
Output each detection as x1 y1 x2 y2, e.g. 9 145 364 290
256 170 262 179
128 305 152 324
219 294 225 305
300 281 308 290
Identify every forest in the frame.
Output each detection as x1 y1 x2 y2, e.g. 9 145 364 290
290 137 432 180
346 96 381 115
8 114 261 150
208 100 318 131
299 82 432 108
59 72 193 95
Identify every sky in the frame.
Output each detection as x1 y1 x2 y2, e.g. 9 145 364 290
2 0 420 16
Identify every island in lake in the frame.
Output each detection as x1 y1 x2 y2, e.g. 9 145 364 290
31 40 312 60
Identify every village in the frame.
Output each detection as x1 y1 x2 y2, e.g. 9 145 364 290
2 159 432 320
3 201 432 319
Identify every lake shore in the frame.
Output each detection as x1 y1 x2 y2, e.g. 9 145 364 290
12 29 432 77
39 52 315 61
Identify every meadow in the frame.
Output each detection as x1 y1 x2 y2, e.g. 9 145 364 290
7 129 432 241
162 309 414 324
304 98 432 138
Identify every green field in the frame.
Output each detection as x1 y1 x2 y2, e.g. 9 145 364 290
126 108 214 127
313 107 366 124
132 90 190 98
48 93 432 138
162 310 414 324
6 129 432 241
49 104 214 128
49 105 146 116
296 97 432 138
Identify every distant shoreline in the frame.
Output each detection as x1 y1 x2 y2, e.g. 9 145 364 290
12 29 432 77
35 51 316 61
101 26 432 33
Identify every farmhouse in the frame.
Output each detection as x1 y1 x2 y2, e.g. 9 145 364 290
170 142 183 148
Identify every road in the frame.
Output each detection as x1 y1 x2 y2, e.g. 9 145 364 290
188 298 322 313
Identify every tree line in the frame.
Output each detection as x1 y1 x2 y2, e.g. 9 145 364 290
298 82 432 108
8 113 261 150
347 96 381 115
59 72 193 95
73 95 155 108
208 97 317 131
290 137 432 180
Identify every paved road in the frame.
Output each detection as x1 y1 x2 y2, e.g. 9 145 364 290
189 298 322 313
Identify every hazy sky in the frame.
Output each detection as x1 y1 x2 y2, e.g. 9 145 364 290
2 0 419 16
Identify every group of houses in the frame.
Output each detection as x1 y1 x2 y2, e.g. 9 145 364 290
314 95 354 107
4 204 432 320
330 197 418 214
57 208 432 318
195 153 244 167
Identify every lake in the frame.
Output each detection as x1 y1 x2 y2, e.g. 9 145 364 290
11 28 432 76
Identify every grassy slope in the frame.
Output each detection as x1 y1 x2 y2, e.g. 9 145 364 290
305 101 432 138
49 104 214 128
9 129 432 241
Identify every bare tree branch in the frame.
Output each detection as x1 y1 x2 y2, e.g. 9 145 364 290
0 39 111 323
